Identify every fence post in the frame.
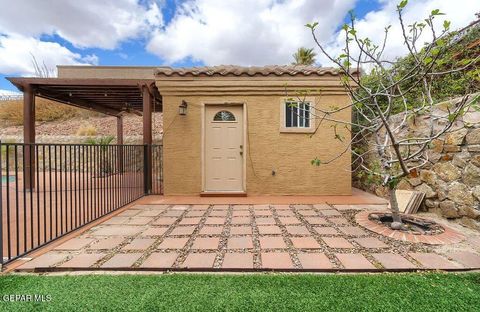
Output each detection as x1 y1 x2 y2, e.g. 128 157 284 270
116 116 124 173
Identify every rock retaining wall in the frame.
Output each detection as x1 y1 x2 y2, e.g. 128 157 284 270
355 94 480 229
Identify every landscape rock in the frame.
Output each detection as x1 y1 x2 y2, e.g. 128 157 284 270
452 155 468 168
430 139 444 153
471 155 480 167
374 186 389 197
467 145 480 152
419 170 437 185
396 179 413 191
443 145 461 153
447 182 474 207
426 149 442 163
415 183 436 199
459 217 480 231
463 164 480 187
439 200 459 219
458 206 480 220
444 128 468 145
463 111 480 126
435 180 448 201
466 128 480 144
472 186 480 201
425 199 438 209
433 162 461 182
407 177 422 187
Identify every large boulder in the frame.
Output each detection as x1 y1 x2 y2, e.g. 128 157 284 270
433 162 461 182
439 200 460 219
463 164 480 187
447 182 475 207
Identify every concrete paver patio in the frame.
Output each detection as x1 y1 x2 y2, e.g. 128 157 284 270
14 201 480 272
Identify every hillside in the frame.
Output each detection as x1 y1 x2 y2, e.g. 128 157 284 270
0 113 163 138
0 98 163 143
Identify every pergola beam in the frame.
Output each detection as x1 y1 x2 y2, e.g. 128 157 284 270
142 84 153 194
36 90 121 116
6 77 162 114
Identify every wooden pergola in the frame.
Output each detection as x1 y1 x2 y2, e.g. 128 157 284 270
7 77 162 193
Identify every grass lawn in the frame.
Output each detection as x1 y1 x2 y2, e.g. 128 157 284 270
0 273 479 311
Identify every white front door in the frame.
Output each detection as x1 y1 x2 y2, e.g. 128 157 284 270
204 105 244 192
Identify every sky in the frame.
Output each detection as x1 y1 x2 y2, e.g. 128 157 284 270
1 0 479 93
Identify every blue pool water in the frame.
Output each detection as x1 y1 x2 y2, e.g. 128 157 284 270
1 176 15 183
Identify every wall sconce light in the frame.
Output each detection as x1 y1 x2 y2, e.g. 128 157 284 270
179 100 188 115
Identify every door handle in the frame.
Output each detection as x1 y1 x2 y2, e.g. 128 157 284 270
240 145 243 156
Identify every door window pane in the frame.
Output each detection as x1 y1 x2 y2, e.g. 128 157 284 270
213 110 236 121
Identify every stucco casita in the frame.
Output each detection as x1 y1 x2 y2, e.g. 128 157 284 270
155 66 354 196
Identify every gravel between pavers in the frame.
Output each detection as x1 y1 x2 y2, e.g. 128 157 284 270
28 203 449 271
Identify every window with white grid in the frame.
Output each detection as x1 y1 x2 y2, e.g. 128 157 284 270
285 101 310 128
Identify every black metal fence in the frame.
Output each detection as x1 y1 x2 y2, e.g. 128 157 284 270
0 143 150 265
152 144 163 195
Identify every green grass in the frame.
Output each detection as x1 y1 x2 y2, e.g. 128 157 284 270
0 273 479 311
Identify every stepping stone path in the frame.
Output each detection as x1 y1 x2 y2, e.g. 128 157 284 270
15 203 478 272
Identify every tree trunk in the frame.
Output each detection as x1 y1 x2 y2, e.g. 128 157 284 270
389 187 402 223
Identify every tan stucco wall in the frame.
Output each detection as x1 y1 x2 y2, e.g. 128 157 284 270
160 76 352 195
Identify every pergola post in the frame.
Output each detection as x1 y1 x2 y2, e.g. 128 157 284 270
116 115 124 173
23 84 35 191
142 85 152 194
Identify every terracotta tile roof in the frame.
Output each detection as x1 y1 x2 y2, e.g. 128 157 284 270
155 65 351 77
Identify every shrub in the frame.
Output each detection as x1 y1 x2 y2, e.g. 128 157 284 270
76 124 97 136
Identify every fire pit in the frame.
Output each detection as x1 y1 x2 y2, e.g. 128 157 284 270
355 211 465 245
369 213 445 235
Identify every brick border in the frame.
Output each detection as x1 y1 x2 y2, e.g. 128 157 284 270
28 265 480 273
355 211 465 245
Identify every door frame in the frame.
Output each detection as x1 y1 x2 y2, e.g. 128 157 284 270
201 102 247 193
